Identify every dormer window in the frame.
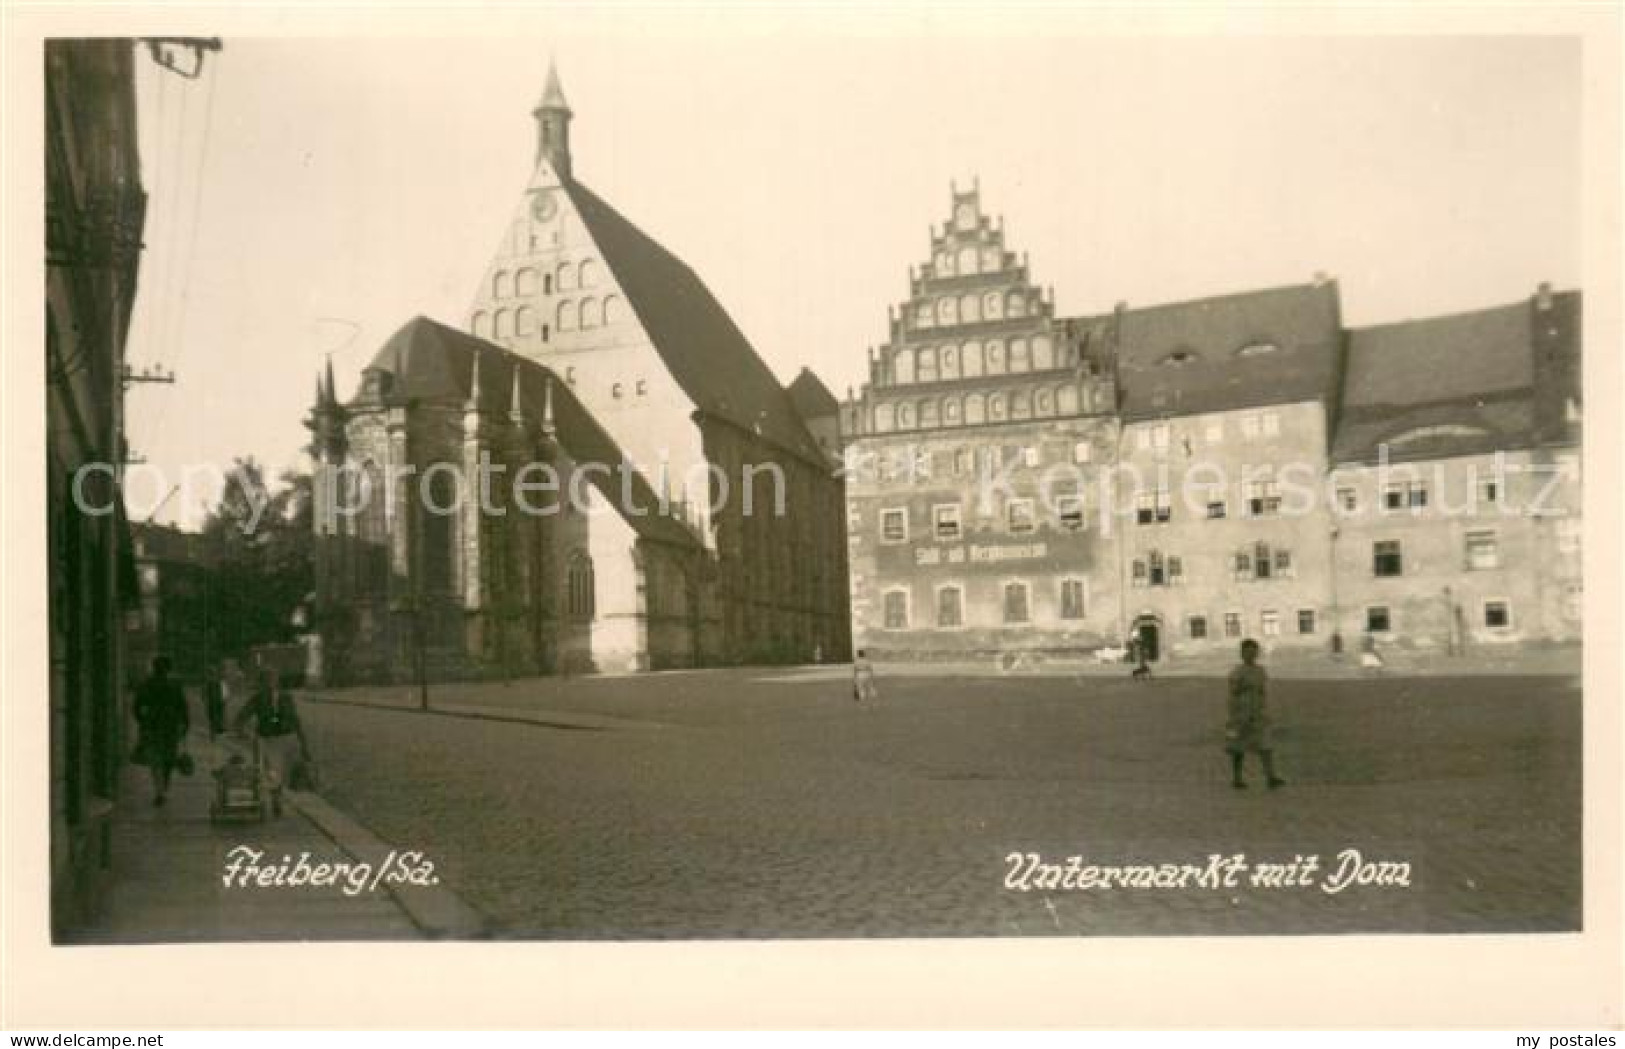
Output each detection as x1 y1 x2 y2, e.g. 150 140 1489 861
1237 341 1280 357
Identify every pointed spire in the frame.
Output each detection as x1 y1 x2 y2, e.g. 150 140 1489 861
315 370 326 408
533 59 575 178
509 364 526 423
467 350 483 410
538 59 571 115
324 353 337 405
541 376 557 437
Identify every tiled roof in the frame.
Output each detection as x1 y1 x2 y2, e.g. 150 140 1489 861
786 367 840 421
560 179 826 465
1330 294 1578 464
359 317 702 549
1341 301 1532 409
1110 281 1344 421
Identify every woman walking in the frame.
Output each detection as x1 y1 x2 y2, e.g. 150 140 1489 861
132 655 189 807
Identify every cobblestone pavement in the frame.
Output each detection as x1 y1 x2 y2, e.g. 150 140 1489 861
297 668 1581 939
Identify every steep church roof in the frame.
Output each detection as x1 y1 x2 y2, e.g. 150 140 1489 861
1111 281 1344 421
559 178 827 465
786 367 840 421
356 316 703 549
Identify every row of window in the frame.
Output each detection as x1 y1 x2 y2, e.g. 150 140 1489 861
1187 609 1319 640
1133 480 1281 524
929 244 1005 280
890 335 1059 383
470 295 622 342
911 289 1039 330
869 441 1094 484
880 593 1525 636
1129 544 1294 587
880 578 1089 629
874 383 1099 433
879 496 1086 543
490 259 599 300
1132 411 1281 453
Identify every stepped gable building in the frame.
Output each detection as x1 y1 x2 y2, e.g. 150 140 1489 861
1328 288 1582 652
310 317 712 681
310 66 850 680
842 184 1582 662
842 183 1122 658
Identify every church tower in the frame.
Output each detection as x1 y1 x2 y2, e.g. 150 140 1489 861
533 61 572 180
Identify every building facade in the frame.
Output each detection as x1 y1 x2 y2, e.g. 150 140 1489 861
46 38 147 935
843 186 1583 662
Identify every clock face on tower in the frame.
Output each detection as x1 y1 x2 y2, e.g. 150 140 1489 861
531 190 559 222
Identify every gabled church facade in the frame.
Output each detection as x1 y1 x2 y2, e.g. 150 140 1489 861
308 67 850 683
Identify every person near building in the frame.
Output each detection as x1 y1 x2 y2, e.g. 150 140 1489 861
1225 639 1284 791
132 655 190 807
202 664 226 739
853 649 879 703
233 669 311 817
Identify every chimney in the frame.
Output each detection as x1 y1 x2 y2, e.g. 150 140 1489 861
1536 282 1553 311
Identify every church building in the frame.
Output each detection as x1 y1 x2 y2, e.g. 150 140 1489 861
308 66 850 682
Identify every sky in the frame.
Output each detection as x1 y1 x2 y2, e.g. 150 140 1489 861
120 28 1581 528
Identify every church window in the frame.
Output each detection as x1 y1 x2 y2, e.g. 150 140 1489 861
939 344 960 379
1007 291 1027 318
1057 385 1080 414
579 297 599 329
544 273 553 295
1010 338 1031 372
516 306 535 336
957 246 979 274
557 300 577 332
556 262 576 292
602 295 621 325
916 304 934 329
960 293 981 323
542 324 550 343
943 397 961 425
874 403 896 432
1035 389 1055 416
567 553 596 619
917 347 938 383
897 402 916 429
494 309 512 339
937 298 958 325
964 394 986 425
636 379 647 396
1033 336 1055 370
1010 390 1032 420
471 311 490 338
936 251 955 277
893 349 915 385
983 291 1003 320
612 382 623 399
516 268 537 296
578 259 598 288
988 393 1007 421
986 340 1007 374
981 246 1001 271
961 341 984 377
493 270 511 299
920 399 939 428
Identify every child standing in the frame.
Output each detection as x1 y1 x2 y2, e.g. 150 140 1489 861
852 649 879 703
1226 639 1284 790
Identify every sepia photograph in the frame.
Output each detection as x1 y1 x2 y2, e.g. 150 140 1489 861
8 3 1622 1031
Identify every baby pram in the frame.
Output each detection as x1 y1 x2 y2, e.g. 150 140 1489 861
209 741 269 823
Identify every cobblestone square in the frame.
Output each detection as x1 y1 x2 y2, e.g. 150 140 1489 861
297 666 1581 938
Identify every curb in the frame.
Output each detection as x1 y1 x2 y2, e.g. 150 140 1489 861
288 788 492 939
